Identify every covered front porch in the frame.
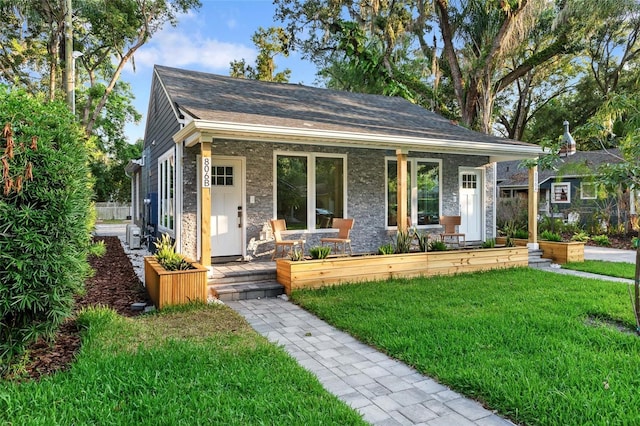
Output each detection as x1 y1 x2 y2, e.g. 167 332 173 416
172 119 544 269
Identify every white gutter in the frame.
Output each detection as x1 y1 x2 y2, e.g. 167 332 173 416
173 120 543 161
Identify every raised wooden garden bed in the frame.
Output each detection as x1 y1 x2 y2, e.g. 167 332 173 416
495 237 584 264
276 247 529 295
144 256 208 309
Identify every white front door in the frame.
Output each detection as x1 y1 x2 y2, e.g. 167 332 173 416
211 157 244 257
459 168 483 241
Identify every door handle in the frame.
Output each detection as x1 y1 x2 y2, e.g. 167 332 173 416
237 206 242 228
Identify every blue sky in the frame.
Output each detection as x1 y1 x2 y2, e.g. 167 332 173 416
121 0 319 143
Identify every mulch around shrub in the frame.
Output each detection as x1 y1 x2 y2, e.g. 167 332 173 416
17 236 150 380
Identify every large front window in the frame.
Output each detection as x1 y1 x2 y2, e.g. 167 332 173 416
387 158 441 227
275 153 346 230
158 150 175 232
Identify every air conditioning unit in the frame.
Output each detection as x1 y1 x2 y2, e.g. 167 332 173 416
128 226 141 249
125 224 133 245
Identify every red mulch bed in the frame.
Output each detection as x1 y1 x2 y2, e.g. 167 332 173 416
19 236 150 380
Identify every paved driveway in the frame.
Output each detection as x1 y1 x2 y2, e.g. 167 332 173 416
584 246 637 263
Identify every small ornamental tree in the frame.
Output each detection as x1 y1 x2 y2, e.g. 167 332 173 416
0 87 93 373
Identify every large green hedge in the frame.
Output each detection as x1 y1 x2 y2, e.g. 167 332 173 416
0 87 93 373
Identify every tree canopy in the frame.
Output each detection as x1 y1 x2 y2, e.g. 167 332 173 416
0 0 201 201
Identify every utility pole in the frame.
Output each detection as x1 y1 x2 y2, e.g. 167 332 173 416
64 0 73 111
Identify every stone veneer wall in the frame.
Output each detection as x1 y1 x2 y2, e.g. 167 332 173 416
181 145 199 260
179 139 495 258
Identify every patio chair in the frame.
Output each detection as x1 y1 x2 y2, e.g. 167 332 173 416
320 218 354 255
439 215 465 247
270 219 305 260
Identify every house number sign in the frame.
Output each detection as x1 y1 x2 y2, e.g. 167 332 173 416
202 157 211 188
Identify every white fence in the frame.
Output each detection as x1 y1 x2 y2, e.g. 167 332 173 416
95 202 131 220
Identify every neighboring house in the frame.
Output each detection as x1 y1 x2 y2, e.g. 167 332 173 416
496 148 632 226
127 65 541 266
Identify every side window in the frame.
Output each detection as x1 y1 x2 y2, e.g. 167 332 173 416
158 151 175 232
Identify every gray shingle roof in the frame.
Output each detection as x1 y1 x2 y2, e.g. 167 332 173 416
497 149 623 187
155 65 537 149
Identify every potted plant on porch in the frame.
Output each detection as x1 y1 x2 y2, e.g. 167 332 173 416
144 234 208 309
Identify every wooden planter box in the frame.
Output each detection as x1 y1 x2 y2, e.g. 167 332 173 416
537 241 584 264
276 247 528 295
495 237 584 264
144 256 208 309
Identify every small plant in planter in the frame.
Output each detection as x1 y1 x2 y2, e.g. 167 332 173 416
481 238 496 248
309 246 331 259
154 233 193 270
417 232 430 252
395 229 413 253
378 243 395 255
144 234 207 309
428 240 448 251
289 247 305 261
514 229 529 239
540 230 562 242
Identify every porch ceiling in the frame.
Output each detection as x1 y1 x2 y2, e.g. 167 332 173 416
173 119 543 163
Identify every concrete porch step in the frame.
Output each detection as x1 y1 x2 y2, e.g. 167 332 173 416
528 249 552 268
210 280 284 302
211 269 276 285
208 261 280 301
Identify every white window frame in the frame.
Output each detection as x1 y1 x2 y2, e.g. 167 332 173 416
273 151 348 232
580 182 597 200
551 182 571 204
385 157 443 229
158 149 175 235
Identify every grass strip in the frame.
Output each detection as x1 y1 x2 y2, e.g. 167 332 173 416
0 304 365 425
291 268 640 426
564 260 636 280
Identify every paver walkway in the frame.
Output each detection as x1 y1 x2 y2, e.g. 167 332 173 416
227 298 514 426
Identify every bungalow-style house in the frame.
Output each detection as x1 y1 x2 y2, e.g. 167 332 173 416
127 65 542 267
496 148 634 227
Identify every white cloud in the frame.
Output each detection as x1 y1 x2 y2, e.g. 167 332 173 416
130 30 256 73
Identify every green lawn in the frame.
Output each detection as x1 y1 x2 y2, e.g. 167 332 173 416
564 260 637 280
0 304 365 425
291 268 640 426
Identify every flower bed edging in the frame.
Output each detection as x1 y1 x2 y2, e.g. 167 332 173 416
276 247 529 295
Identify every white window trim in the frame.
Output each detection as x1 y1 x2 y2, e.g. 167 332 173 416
273 151 348 232
385 157 443 230
551 182 571 204
580 182 597 200
157 148 176 236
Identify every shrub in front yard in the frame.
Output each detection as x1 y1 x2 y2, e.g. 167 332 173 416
0 87 93 375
